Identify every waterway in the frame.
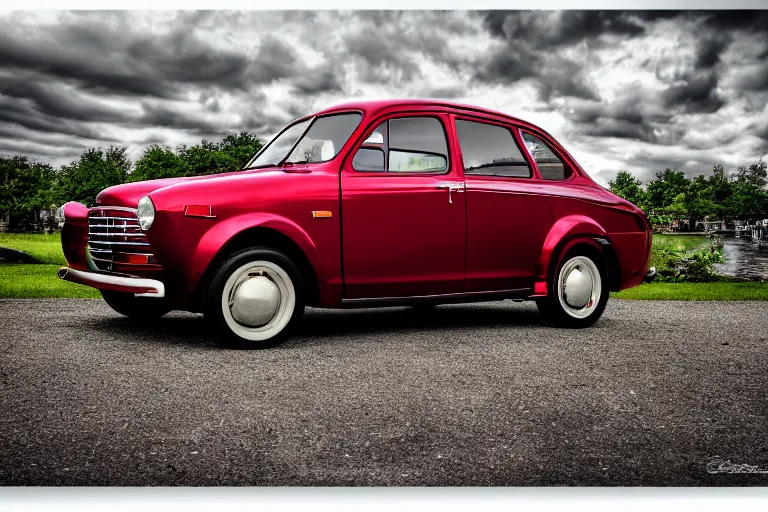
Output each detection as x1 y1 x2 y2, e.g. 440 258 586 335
715 237 768 281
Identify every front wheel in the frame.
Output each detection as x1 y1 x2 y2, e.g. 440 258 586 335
204 247 305 349
536 251 609 328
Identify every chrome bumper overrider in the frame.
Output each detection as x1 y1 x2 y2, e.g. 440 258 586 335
643 266 657 283
57 267 165 298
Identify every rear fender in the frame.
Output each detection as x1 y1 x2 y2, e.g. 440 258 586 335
532 215 607 296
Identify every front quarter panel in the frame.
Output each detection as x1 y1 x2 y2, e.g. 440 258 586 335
145 168 341 307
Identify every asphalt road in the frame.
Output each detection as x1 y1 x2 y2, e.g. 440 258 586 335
1 298 768 486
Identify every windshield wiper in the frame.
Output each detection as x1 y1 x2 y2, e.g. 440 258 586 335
242 163 278 170
283 160 312 166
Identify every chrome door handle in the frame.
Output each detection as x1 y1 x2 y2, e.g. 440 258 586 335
436 183 464 203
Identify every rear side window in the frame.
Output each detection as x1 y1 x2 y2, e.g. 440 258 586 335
521 132 572 180
455 120 531 178
352 117 449 173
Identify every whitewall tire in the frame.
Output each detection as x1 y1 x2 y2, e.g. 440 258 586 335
205 248 305 348
536 250 609 328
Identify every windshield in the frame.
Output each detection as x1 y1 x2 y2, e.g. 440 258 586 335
245 112 362 169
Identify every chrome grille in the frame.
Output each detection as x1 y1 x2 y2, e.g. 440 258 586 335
87 207 159 271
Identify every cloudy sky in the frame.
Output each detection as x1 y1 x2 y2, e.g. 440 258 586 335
0 10 767 185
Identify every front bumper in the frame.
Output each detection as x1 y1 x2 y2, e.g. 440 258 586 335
643 266 657 283
58 267 165 298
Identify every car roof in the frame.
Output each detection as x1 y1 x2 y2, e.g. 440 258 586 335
311 99 539 131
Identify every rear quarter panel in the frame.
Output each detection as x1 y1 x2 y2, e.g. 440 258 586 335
546 183 650 290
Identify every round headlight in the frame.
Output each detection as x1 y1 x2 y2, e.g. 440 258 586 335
137 196 155 231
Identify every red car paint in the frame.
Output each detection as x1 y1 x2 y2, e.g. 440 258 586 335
60 99 652 310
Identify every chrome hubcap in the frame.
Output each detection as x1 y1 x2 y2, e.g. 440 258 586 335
230 275 280 327
221 261 295 341
563 267 592 308
557 256 601 319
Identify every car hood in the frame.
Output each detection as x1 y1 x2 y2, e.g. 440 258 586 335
95 168 280 208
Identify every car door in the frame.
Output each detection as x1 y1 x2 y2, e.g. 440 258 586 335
341 114 467 299
454 116 555 292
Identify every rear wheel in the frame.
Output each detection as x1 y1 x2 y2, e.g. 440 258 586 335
204 247 305 349
536 250 609 328
101 290 172 320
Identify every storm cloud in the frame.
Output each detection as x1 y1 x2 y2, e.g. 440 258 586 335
0 10 766 184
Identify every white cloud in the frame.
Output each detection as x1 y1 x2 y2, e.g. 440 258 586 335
0 9 765 185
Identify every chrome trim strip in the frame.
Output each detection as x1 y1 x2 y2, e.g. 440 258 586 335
87 240 151 246
57 267 165 298
340 288 530 307
96 251 154 257
88 216 141 221
89 206 138 213
87 232 146 237
88 228 142 233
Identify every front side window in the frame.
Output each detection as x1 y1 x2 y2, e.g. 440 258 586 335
352 117 449 173
521 131 572 180
455 119 531 178
245 112 362 168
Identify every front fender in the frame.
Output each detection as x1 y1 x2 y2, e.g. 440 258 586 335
184 212 325 298
532 215 607 296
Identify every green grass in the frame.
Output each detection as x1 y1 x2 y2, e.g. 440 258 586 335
652 233 710 252
0 233 98 298
0 264 100 298
614 282 768 301
0 232 66 265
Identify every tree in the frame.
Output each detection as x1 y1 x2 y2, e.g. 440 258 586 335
219 131 263 168
645 169 688 211
128 132 264 182
681 175 717 230
0 156 56 228
724 160 768 221
725 181 768 221
180 143 239 176
130 145 190 182
707 164 733 222
56 146 131 207
608 171 646 209
735 160 767 188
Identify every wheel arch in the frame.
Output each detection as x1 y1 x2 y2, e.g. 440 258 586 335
185 214 324 310
533 215 621 295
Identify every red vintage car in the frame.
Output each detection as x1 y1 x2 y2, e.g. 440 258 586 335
58 99 655 348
